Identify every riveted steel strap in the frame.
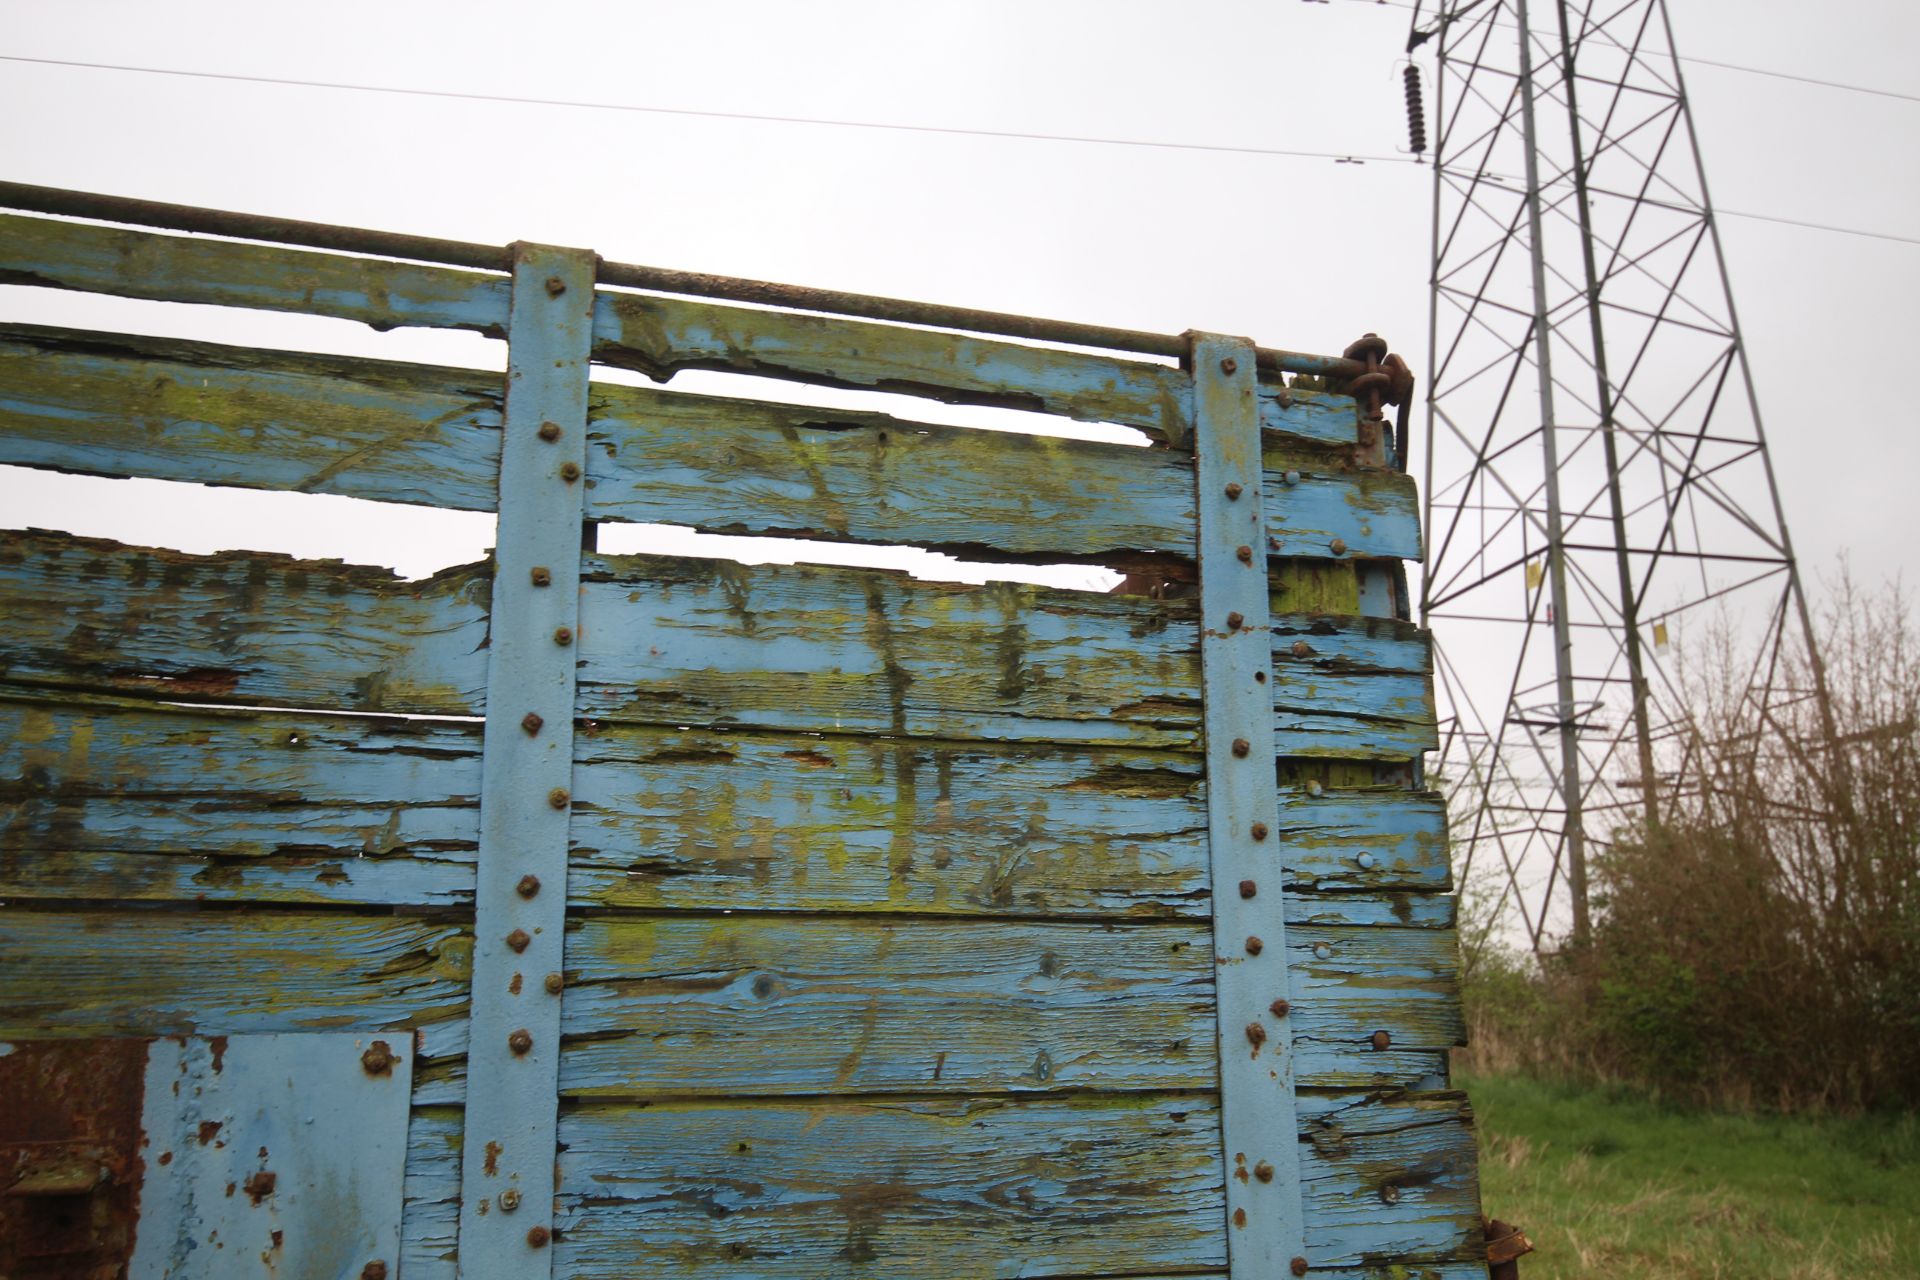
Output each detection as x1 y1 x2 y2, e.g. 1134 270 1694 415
1190 332 1308 1278
456 243 596 1275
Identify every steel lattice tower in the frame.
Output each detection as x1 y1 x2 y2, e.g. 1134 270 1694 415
1413 0 1836 952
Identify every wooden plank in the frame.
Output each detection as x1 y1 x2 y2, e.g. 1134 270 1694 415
0 529 489 715
0 906 1458 1097
593 291 1362 448
574 552 1435 758
0 700 1451 915
550 914 1458 1098
0 533 1435 756
0 323 1415 560
0 213 1368 449
0 907 474 1060
0 213 511 334
0 324 504 511
585 379 1414 558
523 1091 1475 1277
395 1100 1483 1280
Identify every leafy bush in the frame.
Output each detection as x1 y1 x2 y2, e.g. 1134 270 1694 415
1457 569 1920 1110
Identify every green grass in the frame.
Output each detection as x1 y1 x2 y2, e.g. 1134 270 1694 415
1464 1071 1920 1279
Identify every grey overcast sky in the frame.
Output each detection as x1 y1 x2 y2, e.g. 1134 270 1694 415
2 0 1916 598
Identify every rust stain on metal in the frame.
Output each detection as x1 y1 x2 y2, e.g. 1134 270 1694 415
483 1140 502 1177
0 1038 147 1273
243 1169 277 1205
195 1119 223 1145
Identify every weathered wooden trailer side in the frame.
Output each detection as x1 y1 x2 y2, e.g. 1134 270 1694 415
0 191 1486 1279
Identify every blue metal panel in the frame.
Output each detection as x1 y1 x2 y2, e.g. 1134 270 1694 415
456 243 596 1275
128 1033 413 1280
1191 332 1307 1277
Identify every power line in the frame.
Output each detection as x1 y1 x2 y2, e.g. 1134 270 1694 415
6 52 1914 248
0 53 1414 168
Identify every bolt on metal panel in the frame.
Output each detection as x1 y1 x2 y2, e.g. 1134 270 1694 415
455 243 596 1276
1190 332 1307 1277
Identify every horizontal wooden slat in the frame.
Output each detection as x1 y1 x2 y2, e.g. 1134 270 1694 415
3 696 1449 914
587 378 1414 557
0 325 1414 562
0 324 504 510
0 907 474 1060
546 914 1458 1099
391 1091 1477 1278
0 907 1459 1096
0 533 1435 756
0 698 1450 916
0 213 511 334
573 552 1434 757
0 214 1367 448
593 291 1360 447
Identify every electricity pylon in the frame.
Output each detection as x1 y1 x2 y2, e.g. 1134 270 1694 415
1412 0 1838 952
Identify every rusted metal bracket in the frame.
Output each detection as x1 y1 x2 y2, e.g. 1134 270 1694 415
1190 332 1307 1278
454 242 596 1276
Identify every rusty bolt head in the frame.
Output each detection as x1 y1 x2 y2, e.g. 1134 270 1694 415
1224 482 1243 500
1371 1029 1392 1051
361 1263 389 1280
1220 356 1238 375
1278 390 1295 410
544 972 565 995
537 421 562 442
527 1225 551 1248
1232 1207 1247 1228
1245 1021 1267 1050
1305 779 1324 796
360 1041 395 1076
1226 611 1245 631
522 712 545 736
544 276 566 297
1254 1160 1274 1183
1291 640 1312 658
1245 936 1264 956
553 626 574 647
506 928 531 953
517 874 541 899
548 787 571 810
1291 1256 1309 1277
498 1188 522 1212
508 1028 533 1055
1330 538 1348 556
1236 544 1254 564
530 566 552 587
1250 821 1269 841
1238 879 1257 899
560 461 581 483
1269 998 1291 1018
1231 738 1251 758
1379 1183 1401 1205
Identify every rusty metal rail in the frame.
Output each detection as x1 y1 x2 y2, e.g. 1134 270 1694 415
0 180 1367 379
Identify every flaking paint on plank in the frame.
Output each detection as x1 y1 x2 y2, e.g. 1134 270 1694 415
0 324 1413 561
0 213 512 334
0 215 1365 450
0 532 1435 756
394 1098 1479 1279
2 697 1450 914
0 906 1458 1096
593 291 1361 448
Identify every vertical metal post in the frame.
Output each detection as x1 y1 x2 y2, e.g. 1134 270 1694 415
1551 0 1662 828
1514 0 1592 944
456 242 596 1275
1190 332 1306 1278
